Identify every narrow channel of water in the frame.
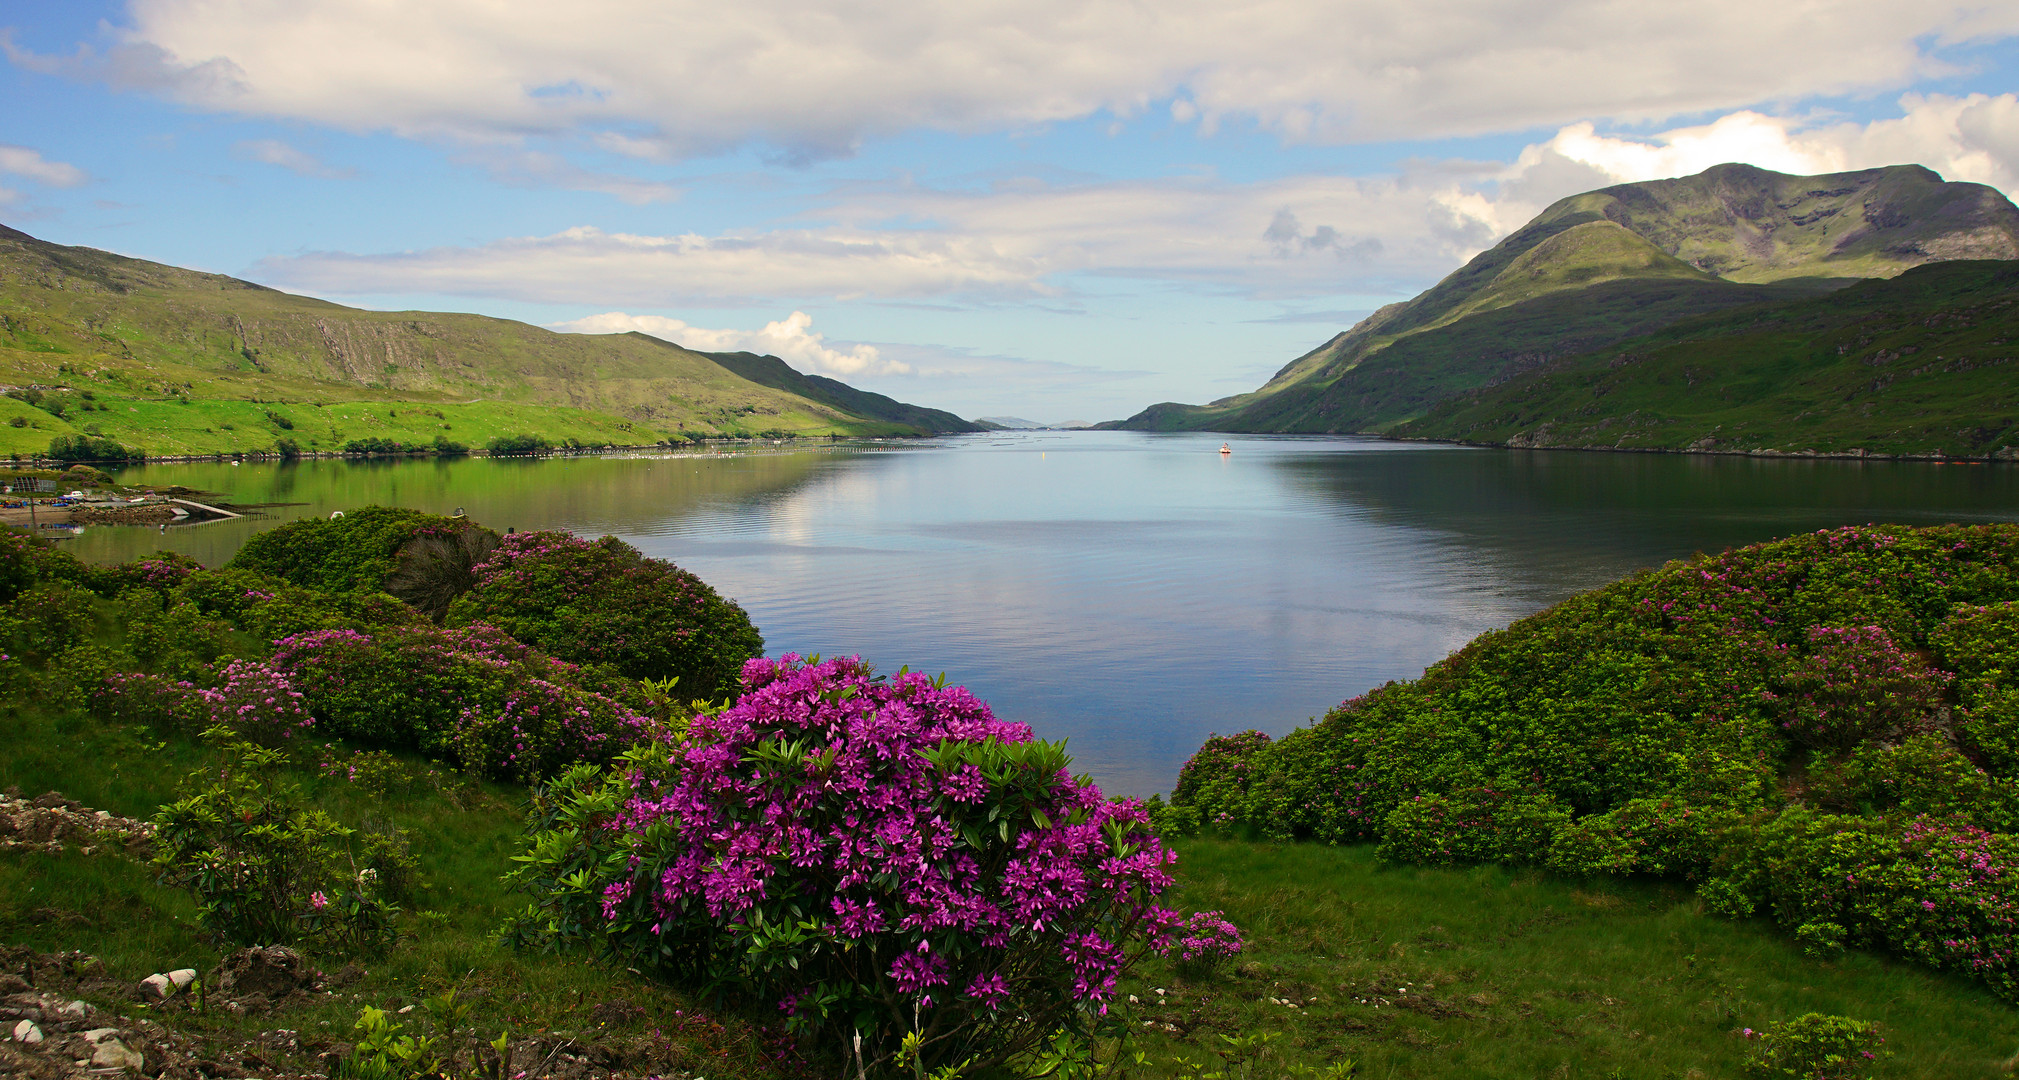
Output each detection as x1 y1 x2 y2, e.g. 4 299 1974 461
45 432 2019 795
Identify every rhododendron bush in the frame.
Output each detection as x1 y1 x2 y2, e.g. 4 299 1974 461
447 530 763 698
270 623 648 781
228 505 469 596
97 659 313 745
509 655 1222 1075
1168 523 2019 1002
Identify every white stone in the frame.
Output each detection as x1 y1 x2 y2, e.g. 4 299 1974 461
11 1019 42 1044
167 968 197 989
83 1027 121 1043
140 973 173 998
56 1000 89 1020
91 1037 144 1071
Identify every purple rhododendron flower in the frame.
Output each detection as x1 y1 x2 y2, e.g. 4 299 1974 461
583 654 1214 1070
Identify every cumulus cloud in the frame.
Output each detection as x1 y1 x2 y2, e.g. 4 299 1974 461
18 0 2016 158
0 145 88 188
232 138 355 178
552 310 910 377
1507 94 2019 203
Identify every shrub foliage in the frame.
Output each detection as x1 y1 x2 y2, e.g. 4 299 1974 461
1172 524 2019 1000
230 506 470 596
270 623 648 781
447 530 763 697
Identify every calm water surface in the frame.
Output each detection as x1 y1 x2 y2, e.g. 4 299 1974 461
54 432 2019 795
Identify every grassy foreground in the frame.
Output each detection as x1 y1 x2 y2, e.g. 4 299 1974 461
4 688 2016 1078
1129 839 2017 1079
0 698 780 1079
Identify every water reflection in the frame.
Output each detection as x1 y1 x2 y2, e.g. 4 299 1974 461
1270 445 2019 610
42 432 2019 796
62 450 849 567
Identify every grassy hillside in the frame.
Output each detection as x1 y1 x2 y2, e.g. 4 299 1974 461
1115 276 1803 433
1111 163 2019 435
1397 259 2019 457
698 347 978 434
0 225 974 456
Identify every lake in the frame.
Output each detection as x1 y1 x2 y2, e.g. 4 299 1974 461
50 431 2019 795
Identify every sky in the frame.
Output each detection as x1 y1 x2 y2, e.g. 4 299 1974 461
2 2 2018 423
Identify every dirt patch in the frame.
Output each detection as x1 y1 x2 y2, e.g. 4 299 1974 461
209 947 322 1015
0 945 326 1079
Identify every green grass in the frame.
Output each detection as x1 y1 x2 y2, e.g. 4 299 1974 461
1117 838 2019 1079
0 700 779 1078
0 392 671 457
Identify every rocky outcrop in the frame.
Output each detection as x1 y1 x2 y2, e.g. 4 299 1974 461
0 790 152 857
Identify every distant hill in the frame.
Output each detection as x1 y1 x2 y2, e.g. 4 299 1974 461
1107 163 2019 434
695 349 979 434
0 225 974 456
1396 259 2019 459
975 416 1045 429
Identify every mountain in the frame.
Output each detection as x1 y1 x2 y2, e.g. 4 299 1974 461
975 416 1046 429
1108 163 2019 434
1395 258 2019 459
0 224 974 456
695 349 979 434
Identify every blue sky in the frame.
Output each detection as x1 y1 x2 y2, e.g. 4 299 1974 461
3 1 2018 423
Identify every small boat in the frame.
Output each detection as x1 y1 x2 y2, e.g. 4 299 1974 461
1219 443 1232 455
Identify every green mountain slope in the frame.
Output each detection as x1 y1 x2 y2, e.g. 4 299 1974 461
1110 163 2019 434
696 348 978 433
0 225 973 456
1395 259 2019 459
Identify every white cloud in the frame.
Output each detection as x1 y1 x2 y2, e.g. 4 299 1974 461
257 224 1053 304
232 138 354 178
1510 94 2019 201
20 0 2017 158
451 147 678 204
552 310 911 377
253 173 1484 304
254 97 2019 310
0 145 88 188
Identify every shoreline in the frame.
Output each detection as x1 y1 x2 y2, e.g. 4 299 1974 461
7 431 958 469
1381 432 2019 464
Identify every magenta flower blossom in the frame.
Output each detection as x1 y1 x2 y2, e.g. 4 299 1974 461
583 654 1199 1074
